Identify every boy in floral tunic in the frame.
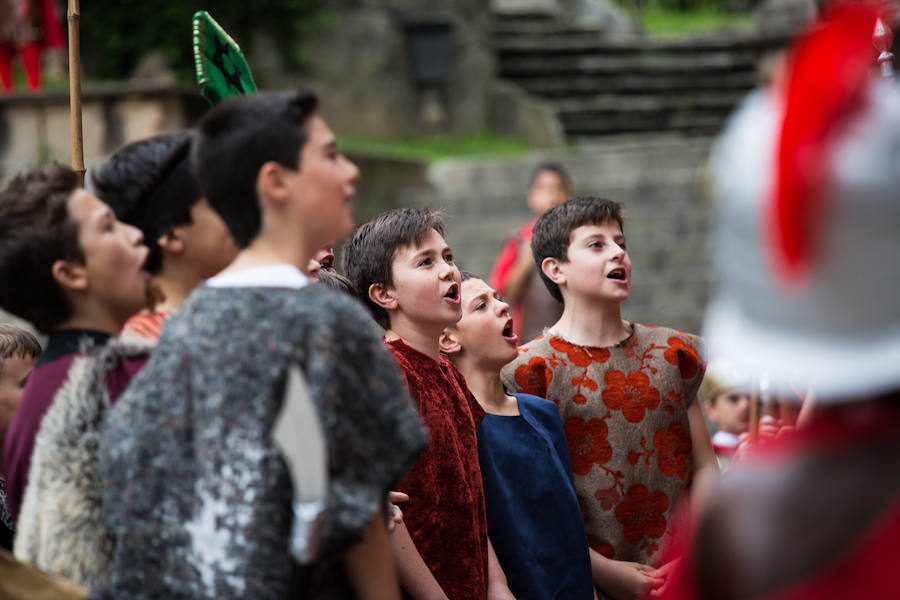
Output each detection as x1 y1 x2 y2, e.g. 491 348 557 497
501 197 718 599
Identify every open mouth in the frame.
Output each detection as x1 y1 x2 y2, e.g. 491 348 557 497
502 318 518 343
607 267 627 281
444 283 460 302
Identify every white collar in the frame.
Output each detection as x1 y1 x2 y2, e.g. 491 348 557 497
205 264 311 289
712 429 740 448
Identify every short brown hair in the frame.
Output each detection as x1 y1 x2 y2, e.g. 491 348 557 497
0 324 41 377
0 163 82 333
531 196 625 302
316 269 356 299
342 208 445 329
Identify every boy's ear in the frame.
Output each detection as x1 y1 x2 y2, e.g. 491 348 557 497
368 283 398 312
703 399 717 422
256 161 291 208
541 256 566 287
157 229 185 256
51 259 89 293
439 327 462 356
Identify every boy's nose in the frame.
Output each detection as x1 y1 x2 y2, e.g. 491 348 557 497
345 157 361 183
127 223 144 245
439 261 456 278
497 300 510 316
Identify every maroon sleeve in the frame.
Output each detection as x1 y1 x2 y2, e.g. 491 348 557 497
2 355 77 522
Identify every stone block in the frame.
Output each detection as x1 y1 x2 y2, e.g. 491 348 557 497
490 0 561 15
0 105 42 170
488 80 566 148
115 98 168 146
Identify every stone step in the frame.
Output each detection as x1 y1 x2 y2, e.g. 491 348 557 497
498 51 757 76
552 90 746 113
562 111 728 136
491 25 783 50
512 71 758 96
492 32 770 54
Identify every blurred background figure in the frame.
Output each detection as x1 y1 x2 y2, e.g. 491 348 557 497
0 0 64 93
490 162 571 342
700 361 750 472
663 3 900 599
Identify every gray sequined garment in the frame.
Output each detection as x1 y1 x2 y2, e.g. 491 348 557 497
100 284 428 599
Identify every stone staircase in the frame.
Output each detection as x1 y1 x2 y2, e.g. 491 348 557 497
492 14 776 138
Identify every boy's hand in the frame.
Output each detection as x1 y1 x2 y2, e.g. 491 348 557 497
386 491 408 533
596 559 664 600
646 559 678 598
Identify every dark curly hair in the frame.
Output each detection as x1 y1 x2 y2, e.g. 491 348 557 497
0 163 82 333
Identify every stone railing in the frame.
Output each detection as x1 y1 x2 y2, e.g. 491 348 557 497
0 83 207 181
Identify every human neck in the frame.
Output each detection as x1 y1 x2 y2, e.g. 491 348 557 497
219 236 312 277
150 271 195 315
55 304 125 337
385 318 445 363
550 296 627 347
454 356 516 415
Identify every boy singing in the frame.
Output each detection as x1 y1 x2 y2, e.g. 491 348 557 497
440 271 595 600
502 197 718 598
343 208 514 599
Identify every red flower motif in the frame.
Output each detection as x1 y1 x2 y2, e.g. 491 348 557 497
601 370 661 423
595 486 621 511
664 337 700 380
588 536 615 559
573 393 588 405
514 356 553 397
622 335 639 359
549 337 610 367
614 484 670 546
564 417 613 475
571 372 599 392
654 422 692 481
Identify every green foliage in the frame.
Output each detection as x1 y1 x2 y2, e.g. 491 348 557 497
615 0 734 10
80 1 326 81
642 7 753 35
338 132 532 163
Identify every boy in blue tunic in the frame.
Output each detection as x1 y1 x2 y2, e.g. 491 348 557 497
439 271 595 600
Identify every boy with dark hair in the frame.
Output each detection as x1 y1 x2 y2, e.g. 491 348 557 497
13 132 236 587
502 196 718 599
490 161 571 341
0 162 149 527
100 90 427 600
343 208 514 600
440 271 595 600
88 131 237 340
0 324 41 551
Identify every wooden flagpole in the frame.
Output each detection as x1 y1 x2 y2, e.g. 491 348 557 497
67 0 85 185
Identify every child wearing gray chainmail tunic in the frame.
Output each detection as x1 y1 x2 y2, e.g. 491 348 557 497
99 91 427 600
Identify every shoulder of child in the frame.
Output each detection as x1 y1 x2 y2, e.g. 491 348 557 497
500 334 553 394
513 392 556 417
635 323 706 382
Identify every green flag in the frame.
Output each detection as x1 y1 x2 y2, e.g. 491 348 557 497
192 10 258 105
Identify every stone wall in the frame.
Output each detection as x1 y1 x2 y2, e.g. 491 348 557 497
265 0 496 139
0 84 206 182
346 134 715 336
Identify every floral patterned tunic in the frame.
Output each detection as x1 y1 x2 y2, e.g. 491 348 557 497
501 322 705 564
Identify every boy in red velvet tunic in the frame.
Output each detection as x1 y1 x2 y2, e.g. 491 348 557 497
501 197 718 599
343 208 514 600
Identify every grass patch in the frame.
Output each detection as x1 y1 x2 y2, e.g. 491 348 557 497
338 131 532 163
639 8 754 36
